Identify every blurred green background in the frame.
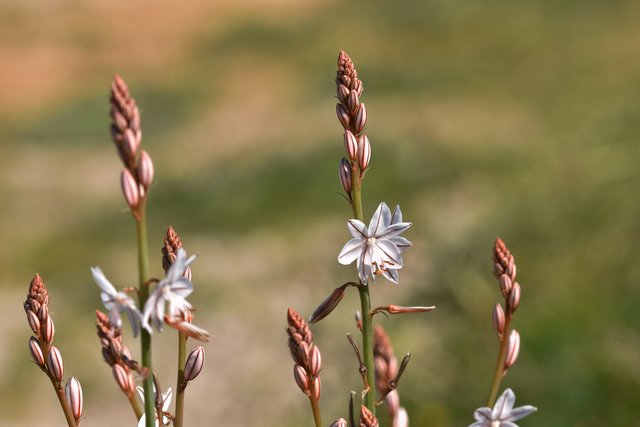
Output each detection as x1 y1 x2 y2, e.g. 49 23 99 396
1 0 639 426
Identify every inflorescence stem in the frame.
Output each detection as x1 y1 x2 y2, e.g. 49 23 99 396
487 316 512 406
174 332 188 427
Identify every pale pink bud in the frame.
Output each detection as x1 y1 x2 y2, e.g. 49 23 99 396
27 310 40 335
293 365 309 393
309 345 322 377
29 336 45 367
338 84 350 103
310 376 321 400
120 169 139 208
493 262 504 278
298 341 310 366
112 364 131 394
385 389 400 414
184 346 205 382
347 90 359 112
137 150 154 190
122 128 138 162
38 305 49 324
336 103 350 129
65 377 83 422
358 135 371 172
506 257 516 280
355 80 363 97
47 346 64 382
492 303 505 336
499 274 512 297
339 158 352 195
393 407 409 427
43 315 55 345
355 103 367 135
504 329 520 369
344 130 358 161
508 282 521 313
330 419 347 427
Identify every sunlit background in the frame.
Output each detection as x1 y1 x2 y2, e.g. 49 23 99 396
1 1 639 426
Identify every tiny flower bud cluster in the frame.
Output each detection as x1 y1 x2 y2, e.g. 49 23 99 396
286 308 322 402
360 405 379 427
95 310 137 397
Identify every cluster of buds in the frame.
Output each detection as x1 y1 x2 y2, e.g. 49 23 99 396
336 50 372 197
25 275 82 424
492 238 523 371
359 405 379 427
286 308 322 402
96 310 138 397
373 326 409 427
110 74 154 215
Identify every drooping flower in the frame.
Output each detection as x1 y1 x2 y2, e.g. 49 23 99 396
142 248 196 333
338 202 412 284
91 267 142 337
137 386 172 427
469 388 537 427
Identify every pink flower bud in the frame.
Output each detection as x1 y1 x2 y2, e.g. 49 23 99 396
355 80 363 97
47 346 64 382
355 103 367 135
120 169 139 208
337 84 350 103
112 364 131 394
38 305 49 324
506 256 516 280
122 128 138 162
336 103 350 129
492 303 505 336
184 346 205 382
137 150 154 190
43 315 55 346
339 158 352 195
508 282 521 313
309 345 322 377
65 377 83 422
330 419 347 427
29 336 45 367
344 130 358 161
294 365 309 393
298 341 310 366
347 90 359 112
499 274 512 297
357 135 371 172
27 310 40 335
504 329 520 369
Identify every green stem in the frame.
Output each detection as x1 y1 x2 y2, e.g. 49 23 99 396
51 377 78 427
174 332 187 427
135 203 155 427
309 394 323 427
486 316 512 406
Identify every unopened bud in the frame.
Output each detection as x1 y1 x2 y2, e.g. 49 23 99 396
339 158 352 195
357 135 371 172
336 103 350 129
29 336 45 367
38 305 49 324
508 282 521 313
101 347 116 366
27 310 41 335
344 130 358 161
65 377 83 422
298 341 310 366
112 364 131 394
137 150 154 190
122 129 138 163
355 103 367 135
120 169 139 208
43 315 55 345
393 407 409 427
293 365 309 393
493 262 504 278
330 419 347 427
309 283 348 324
338 84 350 103
184 346 205 382
355 80 363 97
309 345 322 377
347 90 359 112
506 257 516 280
492 303 505 336
499 274 512 297
504 329 520 370
47 346 64 382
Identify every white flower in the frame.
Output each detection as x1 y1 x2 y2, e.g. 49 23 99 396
91 267 142 337
338 202 412 284
469 388 537 427
142 248 196 333
137 386 172 427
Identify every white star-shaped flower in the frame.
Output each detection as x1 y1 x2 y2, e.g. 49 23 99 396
91 267 142 337
469 388 537 427
142 248 196 333
137 386 172 427
338 202 412 284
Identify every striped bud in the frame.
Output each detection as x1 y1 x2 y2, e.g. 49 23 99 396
38 305 49 324
47 346 64 382
499 274 512 297
357 135 371 172
120 169 139 208
65 377 83 422
506 258 516 280
112 364 131 394
137 150 154 190
122 129 138 163
29 336 45 367
344 130 358 161
184 346 205 382
355 80 363 97
339 158 352 195
492 303 505 336
298 341 310 366
355 103 367 135
508 282 521 313
294 365 309 393
43 316 55 345
347 90 359 112
330 419 347 427
309 345 322 377
27 310 41 335
336 103 350 129
338 84 350 103
504 329 520 369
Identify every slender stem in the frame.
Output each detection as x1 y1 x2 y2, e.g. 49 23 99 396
174 332 187 427
486 316 513 406
50 377 78 427
135 202 155 427
128 392 144 419
309 393 323 427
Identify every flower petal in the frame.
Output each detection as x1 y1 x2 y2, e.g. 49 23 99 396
376 221 412 238
170 278 194 298
375 239 403 267
91 267 117 296
390 205 403 224
473 407 492 421
381 267 399 284
347 219 368 238
493 388 516 419
368 202 391 236
506 405 538 421
338 238 364 265
389 236 412 252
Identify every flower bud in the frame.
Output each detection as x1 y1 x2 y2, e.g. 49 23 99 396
309 283 348 324
337 84 350 103
122 128 138 163
27 310 41 335
293 365 309 393
65 377 83 422
504 329 520 370
38 305 49 324
184 346 205 382
330 419 347 427
492 303 505 336
112 364 131 394
506 256 516 280
137 150 154 190
336 103 350 129
508 282 521 313
298 341 310 366
101 347 116 366
47 346 64 382
393 407 409 427
309 345 322 377
499 274 512 297
354 103 367 135
120 169 139 208
344 130 358 161
355 80 363 97
43 315 55 346
493 262 504 278
358 135 371 172
29 336 45 367
339 158 352 195
347 90 359 112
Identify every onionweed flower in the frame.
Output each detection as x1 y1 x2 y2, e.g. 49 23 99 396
136 386 172 427
142 248 196 333
469 388 537 427
91 267 142 337
338 202 412 284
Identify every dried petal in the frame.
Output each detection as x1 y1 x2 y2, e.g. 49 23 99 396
309 284 348 324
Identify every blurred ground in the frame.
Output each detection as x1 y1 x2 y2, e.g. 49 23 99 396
1 0 639 426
